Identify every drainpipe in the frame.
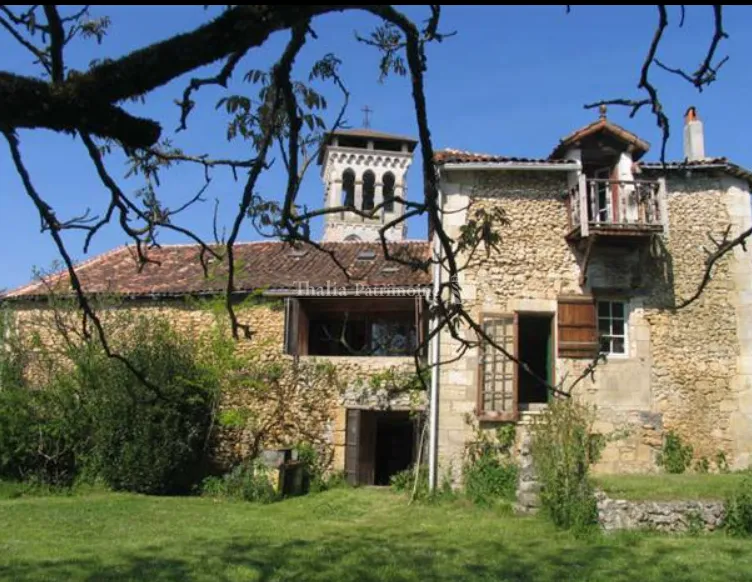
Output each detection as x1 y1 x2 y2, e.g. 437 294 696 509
428 175 444 492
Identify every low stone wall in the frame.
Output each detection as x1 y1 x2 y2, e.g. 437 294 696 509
514 427 541 514
596 492 725 532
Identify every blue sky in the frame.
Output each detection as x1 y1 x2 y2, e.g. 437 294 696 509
2 5 751 291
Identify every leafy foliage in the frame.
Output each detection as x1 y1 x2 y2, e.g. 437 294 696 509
463 424 518 506
0 377 88 486
530 399 604 531
716 450 730 474
84 318 218 494
0 310 89 485
724 472 752 537
0 309 219 494
201 461 278 503
657 430 694 474
694 457 710 474
296 441 345 494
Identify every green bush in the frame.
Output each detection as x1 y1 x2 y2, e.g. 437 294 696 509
657 430 693 474
463 425 518 506
201 461 278 503
464 451 517 506
724 473 752 537
391 464 457 503
85 319 218 495
530 399 603 531
694 457 710 474
391 464 428 497
296 442 340 494
716 450 730 474
0 374 89 486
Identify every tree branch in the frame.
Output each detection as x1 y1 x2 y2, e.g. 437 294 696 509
3 128 165 400
677 224 752 309
43 5 65 82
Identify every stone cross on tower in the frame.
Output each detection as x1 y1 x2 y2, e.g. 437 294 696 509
361 105 373 128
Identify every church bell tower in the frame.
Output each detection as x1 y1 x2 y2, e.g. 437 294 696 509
319 128 416 242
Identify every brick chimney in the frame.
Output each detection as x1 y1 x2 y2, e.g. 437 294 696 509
683 106 705 162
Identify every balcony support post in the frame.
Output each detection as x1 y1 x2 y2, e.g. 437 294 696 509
657 178 669 237
578 173 588 237
579 234 598 287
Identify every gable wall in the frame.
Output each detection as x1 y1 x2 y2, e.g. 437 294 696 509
437 169 752 479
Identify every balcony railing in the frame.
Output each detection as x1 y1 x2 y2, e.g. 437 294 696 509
567 177 667 238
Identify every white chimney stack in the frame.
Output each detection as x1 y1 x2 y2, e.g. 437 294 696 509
683 106 705 162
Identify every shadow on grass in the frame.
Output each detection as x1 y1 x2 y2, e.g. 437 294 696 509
2 527 751 582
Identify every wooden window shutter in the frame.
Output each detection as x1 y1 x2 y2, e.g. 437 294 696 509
297 301 309 356
284 297 300 356
477 314 518 421
557 295 598 358
344 409 360 486
414 295 427 357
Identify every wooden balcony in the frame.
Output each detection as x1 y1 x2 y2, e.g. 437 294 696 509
566 176 667 242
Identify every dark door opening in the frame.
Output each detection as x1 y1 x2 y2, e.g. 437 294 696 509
518 314 553 407
345 409 417 486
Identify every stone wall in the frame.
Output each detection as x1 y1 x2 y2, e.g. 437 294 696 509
437 168 752 478
596 492 725 532
8 298 422 474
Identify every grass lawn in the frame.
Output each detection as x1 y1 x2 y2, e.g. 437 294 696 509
2 486 752 582
593 473 747 501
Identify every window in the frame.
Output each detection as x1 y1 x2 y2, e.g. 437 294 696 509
597 300 627 355
342 169 355 207
284 297 425 357
477 315 517 420
362 170 375 211
383 172 396 213
308 313 416 356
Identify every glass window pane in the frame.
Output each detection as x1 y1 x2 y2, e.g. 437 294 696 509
612 337 625 354
612 319 625 336
598 318 611 333
599 336 610 353
598 302 610 317
612 302 624 318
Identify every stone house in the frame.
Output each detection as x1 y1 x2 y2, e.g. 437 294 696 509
435 106 752 475
3 108 752 483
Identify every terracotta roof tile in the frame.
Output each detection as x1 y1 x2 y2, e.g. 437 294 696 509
434 148 576 166
330 128 417 144
3 241 431 300
550 118 650 160
638 158 752 185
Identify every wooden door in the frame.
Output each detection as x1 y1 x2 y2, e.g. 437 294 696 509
344 408 376 486
345 409 360 486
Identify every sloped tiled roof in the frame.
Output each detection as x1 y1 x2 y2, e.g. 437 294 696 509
434 148 576 166
550 117 651 160
330 128 417 144
637 158 752 185
3 241 432 301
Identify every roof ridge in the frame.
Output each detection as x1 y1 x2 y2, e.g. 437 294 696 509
145 240 429 248
3 245 129 298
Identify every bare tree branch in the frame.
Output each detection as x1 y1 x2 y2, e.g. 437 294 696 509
677 224 752 309
224 22 309 340
42 5 65 82
2 128 166 400
177 48 248 131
